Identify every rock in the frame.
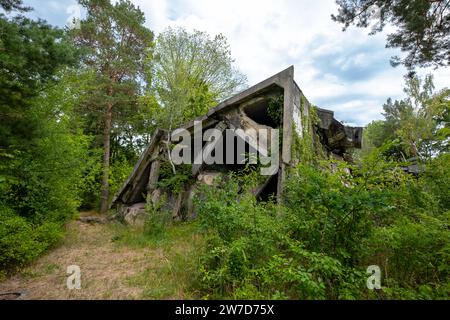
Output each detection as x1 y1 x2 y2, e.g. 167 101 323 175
122 202 147 226
78 216 107 224
151 189 162 205
0 292 25 300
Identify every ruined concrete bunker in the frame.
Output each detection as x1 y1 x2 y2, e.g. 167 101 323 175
110 66 363 224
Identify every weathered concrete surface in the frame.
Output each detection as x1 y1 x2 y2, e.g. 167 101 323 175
121 202 147 226
110 66 363 222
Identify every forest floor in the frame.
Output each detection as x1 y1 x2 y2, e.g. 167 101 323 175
0 212 203 300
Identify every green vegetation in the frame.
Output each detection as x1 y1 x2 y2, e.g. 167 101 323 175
267 94 284 127
362 74 449 161
0 206 63 274
0 0 448 301
191 153 449 299
291 99 323 164
143 27 247 133
114 221 203 299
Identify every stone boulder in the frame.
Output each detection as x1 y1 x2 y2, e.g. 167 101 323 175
122 202 147 226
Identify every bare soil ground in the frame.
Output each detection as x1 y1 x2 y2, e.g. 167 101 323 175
0 213 202 300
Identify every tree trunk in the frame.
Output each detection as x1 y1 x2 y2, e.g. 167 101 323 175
100 88 113 213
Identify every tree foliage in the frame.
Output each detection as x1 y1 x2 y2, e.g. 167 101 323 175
363 74 449 160
0 0 30 12
145 27 247 131
0 14 77 149
70 0 154 212
332 0 450 70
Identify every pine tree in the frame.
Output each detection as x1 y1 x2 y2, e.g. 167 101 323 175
70 0 154 212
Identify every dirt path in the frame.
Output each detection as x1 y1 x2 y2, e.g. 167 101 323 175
0 216 201 300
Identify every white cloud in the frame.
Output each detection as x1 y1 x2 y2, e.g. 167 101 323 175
27 0 449 126
133 0 169 34
135 0 445 126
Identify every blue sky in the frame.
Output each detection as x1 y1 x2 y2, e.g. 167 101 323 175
18 0 450 126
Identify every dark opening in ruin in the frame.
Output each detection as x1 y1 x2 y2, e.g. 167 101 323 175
257 172 279 202
244 100 279 128
204 132 256 172
242 87 284 128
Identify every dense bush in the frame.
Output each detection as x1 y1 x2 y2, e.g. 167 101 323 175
0 206 63 273
194 170 365 299
0 72 91 272
143 193 172 239
193 152 449 299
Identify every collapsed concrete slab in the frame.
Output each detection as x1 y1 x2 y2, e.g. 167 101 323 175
110 66 363 224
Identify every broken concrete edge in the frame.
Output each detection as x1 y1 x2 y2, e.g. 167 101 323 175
180 66 295 131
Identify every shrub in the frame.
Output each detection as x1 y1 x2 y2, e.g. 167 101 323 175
193 154 450 300
143 194 172 238
283 163 375 263
194 169 367 299
0 206 63 271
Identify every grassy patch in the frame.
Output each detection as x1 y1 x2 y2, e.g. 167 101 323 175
110 221 202 249
0 218 204 299
21 263 60 279
119 221 204 299
109 223 159 248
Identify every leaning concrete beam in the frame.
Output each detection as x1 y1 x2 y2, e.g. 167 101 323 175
146 159 161 193
192 121 228 176
316 107 334 130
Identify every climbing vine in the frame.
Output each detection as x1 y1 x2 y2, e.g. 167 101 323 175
291 98 326 165
267 94 284 128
